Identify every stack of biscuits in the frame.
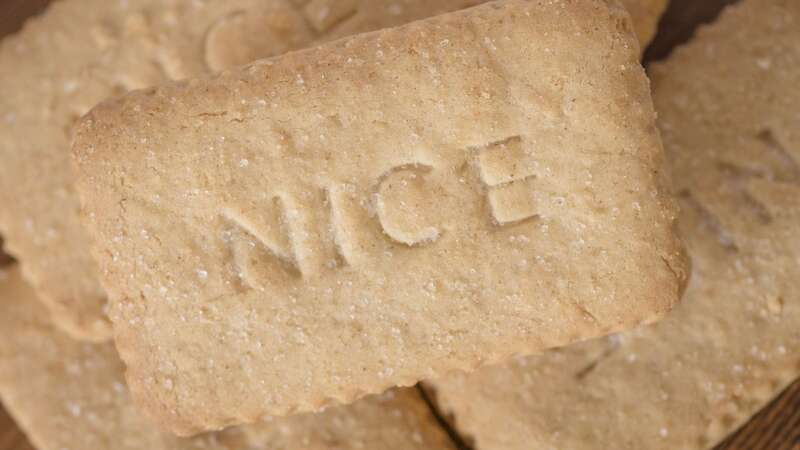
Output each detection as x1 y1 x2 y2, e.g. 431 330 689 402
0 0 797 449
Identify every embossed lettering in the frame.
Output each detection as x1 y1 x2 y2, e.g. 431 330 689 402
222 187 359 288
222 198 299 290
473 136 540 224
476 136 537 185
221 135 546 287
680 129 800 252
376 165 441 246
487 178 538 225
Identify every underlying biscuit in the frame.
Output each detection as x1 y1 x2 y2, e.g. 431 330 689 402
428 1 800 449
73 0 686 435
0 0 491 342
237 389 457 450
0 265 456 450
0 266 229 450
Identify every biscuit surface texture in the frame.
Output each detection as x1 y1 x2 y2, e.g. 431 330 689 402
237 389 457 450
429 1 800 448
0 265 456 450
0 266 230 450
0 0 493 342
73 0 685 435
0 0 664 343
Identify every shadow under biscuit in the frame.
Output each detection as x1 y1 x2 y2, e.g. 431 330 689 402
0 238 15 267
643 0 742 64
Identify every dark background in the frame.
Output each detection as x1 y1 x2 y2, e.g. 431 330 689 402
0 0 798 449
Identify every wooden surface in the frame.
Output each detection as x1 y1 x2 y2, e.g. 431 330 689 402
717 379 800 450
0 0 798 449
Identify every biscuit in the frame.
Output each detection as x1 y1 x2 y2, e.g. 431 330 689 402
428 1 800 448
73 0 686 435
0 265 456 450
0 265 230 450
0 0 493 342
236 389 457 450
0 0 664 343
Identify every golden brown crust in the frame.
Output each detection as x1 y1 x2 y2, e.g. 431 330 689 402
74 0 685 435
428 1 800 449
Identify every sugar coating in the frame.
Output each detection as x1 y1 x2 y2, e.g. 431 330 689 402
0 0 665 343
0 0 498 342
0 266 456 450
73 0 685 435
428 1 800 449
0 267 228 450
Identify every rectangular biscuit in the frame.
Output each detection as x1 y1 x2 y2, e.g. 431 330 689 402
73 0 686 435
0 0 664 344
0 265 456 450
427 1 800 449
